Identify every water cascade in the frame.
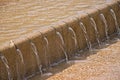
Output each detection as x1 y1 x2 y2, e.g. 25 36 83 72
79 22 92 51
0 53 13 80
90 17 101 46
30 41 43 75
10 40 26 80
56 31 68 62
68 27 78 51
110 9 120 36
43 37 50 67
16 49 26 80
100 13 109 40
0 1 120 79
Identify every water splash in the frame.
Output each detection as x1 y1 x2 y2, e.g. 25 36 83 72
43 37 50 67
100 13 109 40
56 31 68 62
68 27 78 50
79 22 92 51
0 53 13 80
110 9 120 36
10 40 26 80
90 17 101 46
30 41 43 75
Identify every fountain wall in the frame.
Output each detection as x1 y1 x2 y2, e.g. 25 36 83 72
0 1 120 80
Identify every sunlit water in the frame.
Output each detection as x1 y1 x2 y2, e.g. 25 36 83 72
0 0 116 45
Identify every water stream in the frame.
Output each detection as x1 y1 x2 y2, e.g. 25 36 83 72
16 49 26 80
30 41 42 75
110 9 120 36
10 40 26 80
56 31 68 62
100 13 109 40
90 17 101 46
43 37 50 67
0 53 13 80
68 27 78 50
79 22 92 51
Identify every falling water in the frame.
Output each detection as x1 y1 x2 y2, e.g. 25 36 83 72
79 22 92 51
100 13 109 40
110 9 120 35
56 32 64 46
10 40 26 80
16 49 24 64
68 27 78 50
16 49 26 80
90 17 101 46
30 41 43 75
43 37 50 67
56 31 68 62
0 53 13 80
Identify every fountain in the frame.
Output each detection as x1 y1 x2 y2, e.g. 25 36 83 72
100 13 109 40
10 40 26 80
0 1 120 79
82 11 101 47
79 22 92 51
30 41 43 75
56 31 68 62
110 9 120 36
0 53 13 80
68 27 78 50
43 36 50 67
16 49 26 80
90 17 101 47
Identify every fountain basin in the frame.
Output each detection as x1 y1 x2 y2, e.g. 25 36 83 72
0 0 120 80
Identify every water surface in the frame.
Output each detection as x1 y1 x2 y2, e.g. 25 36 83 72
0 0 116 45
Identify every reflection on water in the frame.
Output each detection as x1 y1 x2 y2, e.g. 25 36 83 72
0 0 116 45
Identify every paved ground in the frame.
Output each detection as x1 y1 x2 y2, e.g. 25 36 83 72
30 37 120 80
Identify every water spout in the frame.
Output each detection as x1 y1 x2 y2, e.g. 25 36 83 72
30 41 43 75
68 27 78 50
56 31 68 62
10 40 26 80
0 53 13 80
90 17 101 46
16 49 27 80
56 32 65 46
43 37 50 67
110 9 120 36
100 13 109 40
79 22 92 51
